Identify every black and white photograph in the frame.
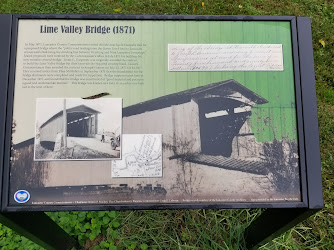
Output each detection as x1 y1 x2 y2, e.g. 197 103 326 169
34 98 122 161
121 79 300 202
9 80 300 206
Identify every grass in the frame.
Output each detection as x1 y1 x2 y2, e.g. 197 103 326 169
0 0 334 249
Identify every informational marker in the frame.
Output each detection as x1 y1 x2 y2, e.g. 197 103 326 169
0 14 322 250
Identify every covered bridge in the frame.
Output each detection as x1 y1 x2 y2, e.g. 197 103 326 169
38 80 276 202
123 79 268 159
39 105 100 149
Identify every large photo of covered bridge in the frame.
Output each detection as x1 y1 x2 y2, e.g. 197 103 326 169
34 98 122 160
8 80 300 206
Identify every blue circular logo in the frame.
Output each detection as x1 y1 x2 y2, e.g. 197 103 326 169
14 190 30 203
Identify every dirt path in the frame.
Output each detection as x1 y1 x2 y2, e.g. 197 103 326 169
68 137 120 157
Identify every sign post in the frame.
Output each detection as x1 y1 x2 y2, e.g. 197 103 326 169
0 212 78 249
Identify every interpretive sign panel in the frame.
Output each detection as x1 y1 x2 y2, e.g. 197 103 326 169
0 15 321 212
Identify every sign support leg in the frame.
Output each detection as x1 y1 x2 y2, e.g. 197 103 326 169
244 208 319 249
0 212 78 250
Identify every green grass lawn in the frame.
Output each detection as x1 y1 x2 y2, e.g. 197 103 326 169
1 0 333 249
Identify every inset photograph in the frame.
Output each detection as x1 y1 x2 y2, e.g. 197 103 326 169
34 98 122 161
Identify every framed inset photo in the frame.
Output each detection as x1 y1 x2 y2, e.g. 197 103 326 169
34 98 122 161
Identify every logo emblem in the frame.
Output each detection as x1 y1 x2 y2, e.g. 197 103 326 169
14 190 30 203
